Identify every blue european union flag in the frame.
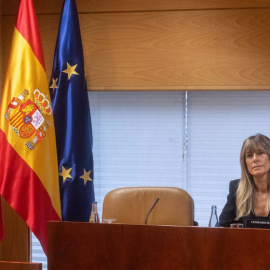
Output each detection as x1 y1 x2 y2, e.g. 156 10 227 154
49 0 94 221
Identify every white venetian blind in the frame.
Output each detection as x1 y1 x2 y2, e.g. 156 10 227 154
187 91 270 226
89 91 186 216
32 90 270 268
32 90 185 269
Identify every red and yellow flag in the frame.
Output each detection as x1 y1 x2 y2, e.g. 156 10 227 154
0 0 61 254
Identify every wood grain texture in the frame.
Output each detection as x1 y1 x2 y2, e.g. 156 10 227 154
2 2 270 91
0 261 42 270
80 9 270 90
2 0 270 15
48 222 270 270
0 199 29 262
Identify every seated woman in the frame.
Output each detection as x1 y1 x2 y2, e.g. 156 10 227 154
219 134 270 227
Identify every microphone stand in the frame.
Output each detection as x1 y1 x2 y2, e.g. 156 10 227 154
145 198 160 225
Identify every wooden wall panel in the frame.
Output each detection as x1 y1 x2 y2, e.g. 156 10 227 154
2 8 270 90
2 0 270 14
0 261 42 270
0 198 29 262
80 9 270 90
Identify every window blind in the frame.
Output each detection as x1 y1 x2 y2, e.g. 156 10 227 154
188 91 270 226
32 90 185 268
32 90 270 267
89 91 186 216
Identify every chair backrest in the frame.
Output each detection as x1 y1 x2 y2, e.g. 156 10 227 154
102 187 194 226
0 261 42 270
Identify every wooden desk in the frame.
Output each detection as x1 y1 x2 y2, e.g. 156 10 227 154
0 261 42 270
48 222 270 270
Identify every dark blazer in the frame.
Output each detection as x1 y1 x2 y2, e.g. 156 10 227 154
219 179 239 227
219 179 270 227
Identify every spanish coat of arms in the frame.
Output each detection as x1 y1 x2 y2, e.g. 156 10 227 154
4 89 52 150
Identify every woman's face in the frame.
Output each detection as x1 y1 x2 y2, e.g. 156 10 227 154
245 151 270 179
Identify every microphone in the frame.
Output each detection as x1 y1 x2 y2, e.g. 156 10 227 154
145 198 159 225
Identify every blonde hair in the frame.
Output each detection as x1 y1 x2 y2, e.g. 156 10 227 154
236 134 270 219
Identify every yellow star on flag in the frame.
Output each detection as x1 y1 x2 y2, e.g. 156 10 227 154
80 169 92 186
59 166 72 183
62 62 78 79
50 77 58 93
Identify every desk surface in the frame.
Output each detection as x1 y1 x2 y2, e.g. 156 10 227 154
48 222 270 270
0 261 42 270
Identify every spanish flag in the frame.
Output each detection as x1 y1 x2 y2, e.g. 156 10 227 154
0 0 61 255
